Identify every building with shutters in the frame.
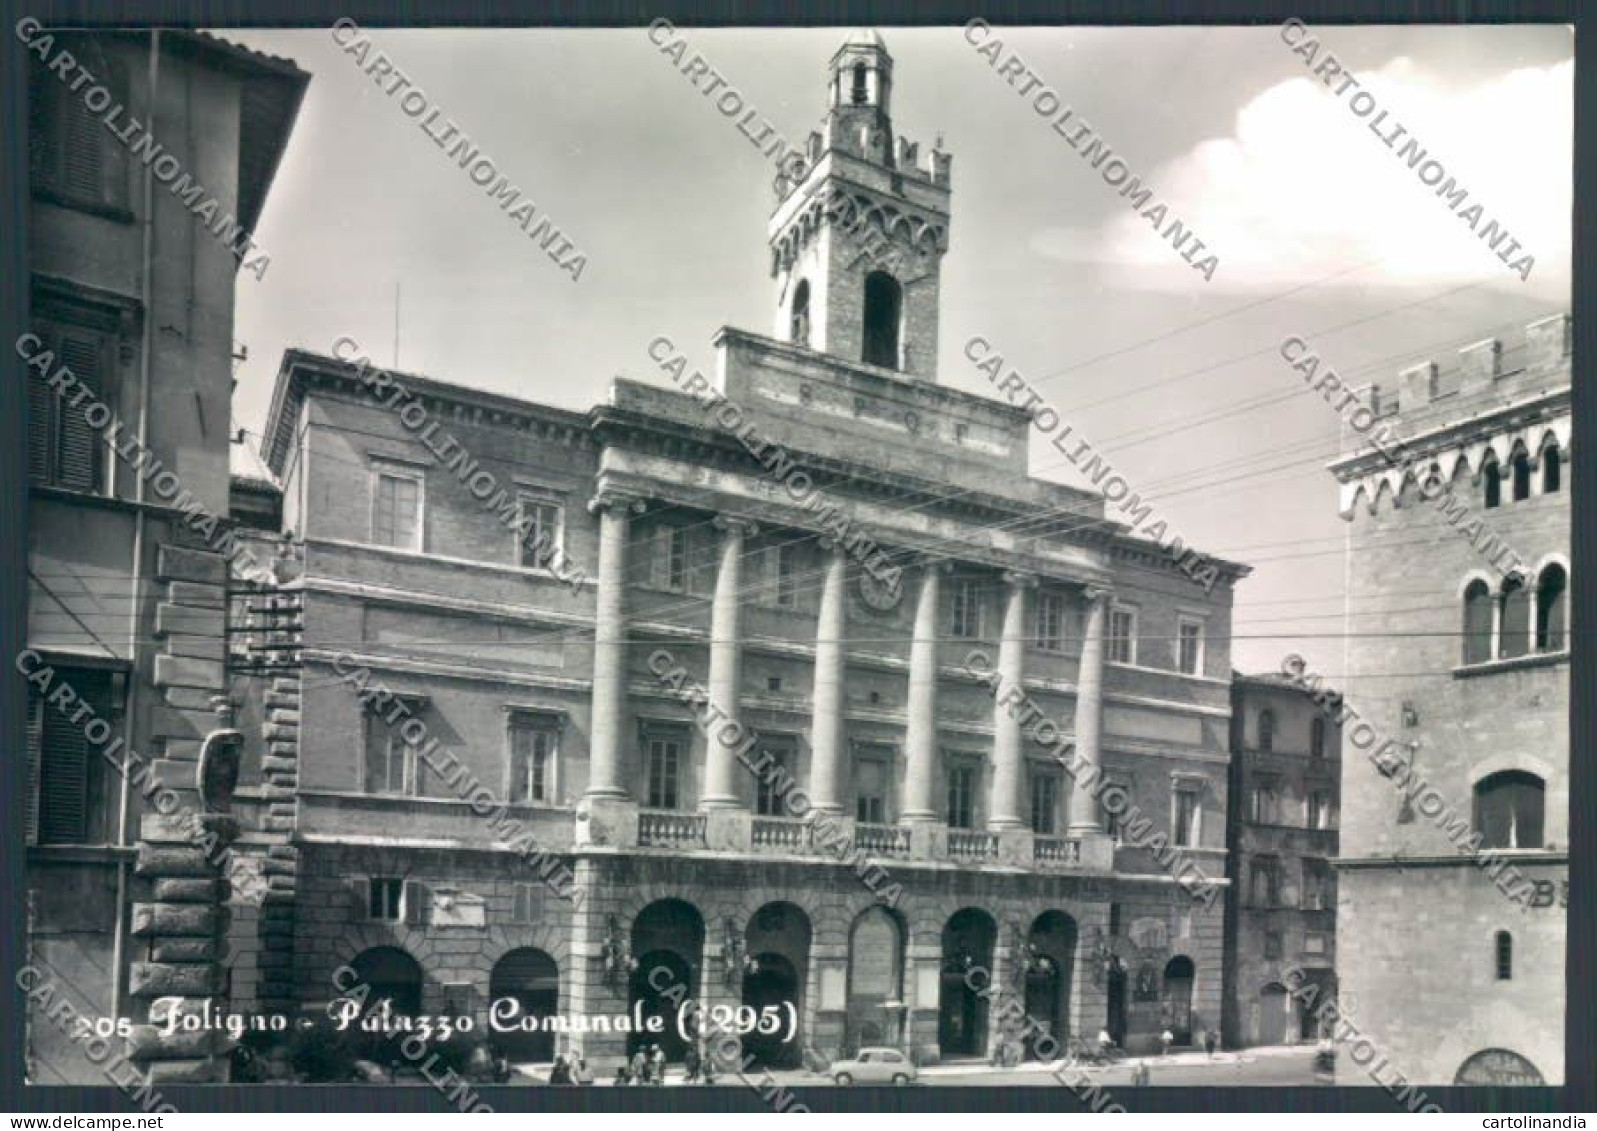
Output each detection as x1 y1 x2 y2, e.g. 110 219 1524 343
1327 317 1570 1085
250 30 1251 1070
1221 672 1340 1049
21 30 307 1083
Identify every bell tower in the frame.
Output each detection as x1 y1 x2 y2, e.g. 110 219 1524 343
768 30 952 382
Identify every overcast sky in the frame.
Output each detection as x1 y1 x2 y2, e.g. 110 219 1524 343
220 22 1572 677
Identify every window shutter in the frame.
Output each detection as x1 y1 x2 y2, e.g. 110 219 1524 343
27 67 60 192
404 881 429 925
25 694 43 846
38 692 90 844
348 876 370 917
53 331 102 492
27 348 53 483
60 92 104 205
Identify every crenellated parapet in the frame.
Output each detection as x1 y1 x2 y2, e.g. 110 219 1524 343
1332 313 1572 518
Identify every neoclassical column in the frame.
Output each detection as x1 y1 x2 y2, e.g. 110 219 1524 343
807 541 850 815
989 570 1036 830
702 515 758 810
586 489 645 799
901 557 948 823
1067 585 1110 835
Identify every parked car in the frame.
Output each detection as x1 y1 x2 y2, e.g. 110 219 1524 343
830 1047 916 1086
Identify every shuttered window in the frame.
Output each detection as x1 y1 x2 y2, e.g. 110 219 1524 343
28 670 112 845
28 322 109 493
371 469 422 550
28 46 130 212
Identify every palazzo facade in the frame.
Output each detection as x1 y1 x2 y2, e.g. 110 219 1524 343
246 31 1247 1067
1328 316 1570 1085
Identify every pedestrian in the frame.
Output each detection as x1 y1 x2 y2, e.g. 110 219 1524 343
1159 1029 1174 1058
1133 1061 1152 1087
1095 1026 1116 1063
683 1045 701 1084
1204 1028 1219 1059
612 1064 630 1087
629 1046 648 1085
573 1055 593 1085
651 1044 667 1085
548 1054 571 1085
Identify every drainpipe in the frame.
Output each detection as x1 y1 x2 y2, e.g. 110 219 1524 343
109 27 160 1023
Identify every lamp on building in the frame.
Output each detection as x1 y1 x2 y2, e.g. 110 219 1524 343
600 915 636 991
721 919 757 988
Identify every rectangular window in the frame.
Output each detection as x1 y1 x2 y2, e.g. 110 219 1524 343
1302 858 1332 911
1035 592 1067 652
1249 781 1280 825
1307 790 1333 830
516 495 564 570
645 734 682 810
29 49 130 212
949 579 981 638
509 715 559 804
512 882 538 924
776 543 799 607
364 706 423 796
27 669 112 845
946 758 977 830
1304 933 1328 957
1108 605 1137 665
28 322 111 493
755 742 795 817
855 753 889 824
1030 769 1059 835
1173 788 1200 847
1263 931 1283 960
1177 617 1203 675
372 467 423 551
369 877 404 923
1100 787 1124 844
1250 858 1279 907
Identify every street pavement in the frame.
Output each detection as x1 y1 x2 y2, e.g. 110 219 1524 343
916 1045 1321 1087
561 1044 1322 1088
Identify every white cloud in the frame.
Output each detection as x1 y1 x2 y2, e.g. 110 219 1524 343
1041 54 1572 294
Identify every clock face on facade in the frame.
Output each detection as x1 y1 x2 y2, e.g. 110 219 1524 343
857 570 903 613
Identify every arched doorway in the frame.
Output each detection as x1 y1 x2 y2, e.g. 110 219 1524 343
742 901 811 1069
1455 1048 1545 1085
1258 982 1290 1046
939 908 996 1060
1022 912 1077 1059
343 947 423 1061
347 946 423 1015
489 948 559 1063
743 955 800 1068
1163 956 1195 1046
846 906 905 1053
628 899 705 1062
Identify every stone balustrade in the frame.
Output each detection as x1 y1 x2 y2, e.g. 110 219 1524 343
637 810 707 849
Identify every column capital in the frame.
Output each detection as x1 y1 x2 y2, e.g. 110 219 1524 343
1080 583 1113 605
913 553 956 575
1002 569 1040 590
712 514 760 538
588 489 647 516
